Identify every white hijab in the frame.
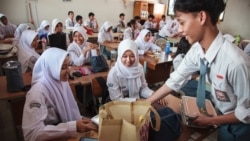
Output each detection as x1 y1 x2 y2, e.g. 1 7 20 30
134 29 151 50
51 19 62 34
114 39 144 97
0 13 6 26
32 48 81 122
13 23 30 45
37 20 50 34
98 21 113 43
71 26 88 55
18 30 40 73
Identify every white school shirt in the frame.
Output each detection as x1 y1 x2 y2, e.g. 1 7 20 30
83 19 97 29
0 22 17 39
166 32 250 123
159 19 166 30
65 18 75 27
123 27 133 40
107 67 153 102
143 20 154 29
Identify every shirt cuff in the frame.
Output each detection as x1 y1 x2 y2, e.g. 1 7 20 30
235 106 250 123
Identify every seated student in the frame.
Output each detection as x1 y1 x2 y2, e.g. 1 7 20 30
67 26 99 66
48 19 70 49
98 21 116 59
12 23 30 45
134 29 161 55
158 15 180 38
74 15 83 27
37 20 50 41
172 37 210 99
0 13 17 44
22 48 97 141
159 15 166 30
107 39 153 102
84 12 98 32
143 14 158 34
65 11 75 28
18 30 40 73
123 19 136 40
116 13 126 33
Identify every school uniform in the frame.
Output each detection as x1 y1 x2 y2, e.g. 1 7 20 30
98 21 113 59
243 43 250 56
83 19 98 29
22 48 82 141
0 13 17 39
18 30 40 73
67 26 91 66
37 20 50 40
107 39 153 102
65 18 75 27
123 27 133 40
159 19 166 30
143 20 154 29
12 23 30 45
166 32 250 140
158 19 179 38
134 29 161 55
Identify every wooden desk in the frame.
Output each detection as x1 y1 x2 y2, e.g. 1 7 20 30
100 42 120 51
139 52 173 85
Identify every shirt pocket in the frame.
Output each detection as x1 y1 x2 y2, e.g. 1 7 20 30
213 78 233 103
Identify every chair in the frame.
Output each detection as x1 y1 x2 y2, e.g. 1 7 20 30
155 38 167 51
69 83 83 114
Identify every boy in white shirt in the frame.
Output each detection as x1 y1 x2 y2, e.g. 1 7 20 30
65 11 75 28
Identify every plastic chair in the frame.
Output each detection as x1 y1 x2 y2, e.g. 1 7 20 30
155 38 167 51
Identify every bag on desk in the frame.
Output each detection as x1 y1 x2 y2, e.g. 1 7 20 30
149 107 182 141
90 55 109 73
98 101 160 141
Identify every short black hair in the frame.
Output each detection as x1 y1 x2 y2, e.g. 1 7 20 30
162 15 166 18
134 16 141 20
68 11 74 15
88 12 95 17
148 14 155 19
127 19 136 27
174 0 226 25
119 13 125 17
76 15 82 21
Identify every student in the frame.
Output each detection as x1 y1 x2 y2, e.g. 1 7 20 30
12 23 30 45
22 48 97 141
37 20 50 41
67 26 99 66
134 16 142 31
98 21 115 59
134 29 161 55
74 15 83 27
84 12 98 32
65 11 75 28
17 30 40 73
123 19 136 40
0 13 17 43
159 15 166 30
158 15 180 38
107 39 153 102
116 13 126 33
147 0 250 140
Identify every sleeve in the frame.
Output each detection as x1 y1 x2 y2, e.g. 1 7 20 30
107 69 136 102
150 42 162 51
28 56 38 70
83 19 89 27
140 73 153 98
65 19 70 27
230 63 250 123
97 32 105 43
67 45 85 66
22 87 78 141
123 29 132 40
134 40 145 55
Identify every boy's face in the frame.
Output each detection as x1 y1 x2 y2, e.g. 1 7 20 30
175 11 204 45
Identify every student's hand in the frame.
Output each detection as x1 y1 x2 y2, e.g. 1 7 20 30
145 50 153 55
157 98 168 106
76 119 98 133
191 113 214 127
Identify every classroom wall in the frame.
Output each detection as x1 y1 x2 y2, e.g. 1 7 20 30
0 0 250 39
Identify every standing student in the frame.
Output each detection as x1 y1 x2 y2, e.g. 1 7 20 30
22 48 97 141
107 39 153 102
134 29 161 55
84 12 99 32
37 20 50 41
116 13 126 33
123 19 136 40
147 0 250 140
65 11 75 28
12 23 30 45
17 30 40 73
67 26 99 66
0 13 17 43
98 21 115 59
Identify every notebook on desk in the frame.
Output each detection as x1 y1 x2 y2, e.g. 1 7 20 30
48 33 67 50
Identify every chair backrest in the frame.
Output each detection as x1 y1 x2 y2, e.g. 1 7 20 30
155 38 167 51
91 76 110 104
48 33 67 50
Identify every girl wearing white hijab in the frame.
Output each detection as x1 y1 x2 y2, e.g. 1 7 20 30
67 26 99 66
37 20 50 40
107 39 153 102
0 13 17 43
22 48 97 141
18 30 40 73
12 23 30 45
135 29 161 55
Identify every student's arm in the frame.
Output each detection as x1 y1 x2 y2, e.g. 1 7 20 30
150 42 162 52
67 44 86 66
146 84 173 104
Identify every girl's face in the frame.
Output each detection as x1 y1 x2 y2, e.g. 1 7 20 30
73 31 84 45
121 50 135 67
31 35 39 49
175 11 204 45
144 32 151 42
55 23 63 33
45 25 50 31
107 26 112 32
60 56 70 82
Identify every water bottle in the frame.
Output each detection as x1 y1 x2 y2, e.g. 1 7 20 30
165 41 171 54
